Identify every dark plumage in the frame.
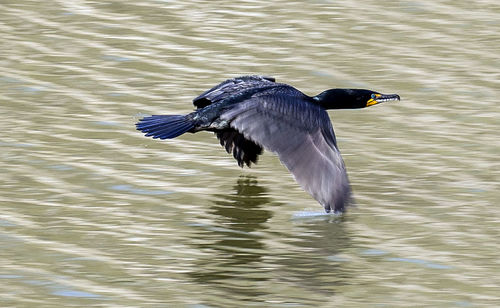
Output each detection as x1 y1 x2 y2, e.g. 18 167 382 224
136 76 400 213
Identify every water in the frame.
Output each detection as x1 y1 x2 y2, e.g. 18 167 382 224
1 1 499 306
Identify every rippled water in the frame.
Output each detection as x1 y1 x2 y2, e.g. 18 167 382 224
1 1 499 307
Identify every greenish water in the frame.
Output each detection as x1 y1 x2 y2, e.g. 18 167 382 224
1 1 499 307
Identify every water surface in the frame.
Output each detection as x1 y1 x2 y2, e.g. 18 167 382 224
1 1 499 307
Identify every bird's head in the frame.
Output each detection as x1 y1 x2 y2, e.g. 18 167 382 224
313 89 400 109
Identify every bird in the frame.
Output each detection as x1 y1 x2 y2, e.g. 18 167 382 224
136 76 400 213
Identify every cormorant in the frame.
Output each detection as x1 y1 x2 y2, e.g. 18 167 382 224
136 76 400 213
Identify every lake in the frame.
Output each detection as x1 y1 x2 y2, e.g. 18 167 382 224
1 1 499 306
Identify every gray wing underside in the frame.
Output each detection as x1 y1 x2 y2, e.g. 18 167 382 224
221 95 351 213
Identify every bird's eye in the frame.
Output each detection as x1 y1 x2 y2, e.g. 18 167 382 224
371 94 376 99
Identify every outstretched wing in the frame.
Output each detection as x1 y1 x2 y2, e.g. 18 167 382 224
193 75 276 109
216 129 263 167
193 76 273 166
221 90 351 213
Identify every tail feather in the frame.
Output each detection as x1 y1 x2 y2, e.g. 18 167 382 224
136 115 194 139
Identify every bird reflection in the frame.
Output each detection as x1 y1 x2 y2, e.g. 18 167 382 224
187 176 352 301
188 176 273 291
275 217 352 296
211 175 272 234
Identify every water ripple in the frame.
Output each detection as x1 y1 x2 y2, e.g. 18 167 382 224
1 0 499 306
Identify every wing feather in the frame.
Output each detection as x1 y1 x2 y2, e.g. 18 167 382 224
215 129 263 167
221 95 351 212
193 76 276 109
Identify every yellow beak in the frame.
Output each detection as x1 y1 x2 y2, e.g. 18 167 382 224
367 93 400 107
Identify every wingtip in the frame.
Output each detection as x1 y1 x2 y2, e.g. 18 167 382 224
324 187 352 214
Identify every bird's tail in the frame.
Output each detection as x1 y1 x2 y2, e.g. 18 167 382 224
136 115 194 139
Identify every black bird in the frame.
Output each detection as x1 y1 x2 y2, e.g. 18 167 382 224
136 76 400 213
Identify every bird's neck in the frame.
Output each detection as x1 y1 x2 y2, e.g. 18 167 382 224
312 89 362 110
